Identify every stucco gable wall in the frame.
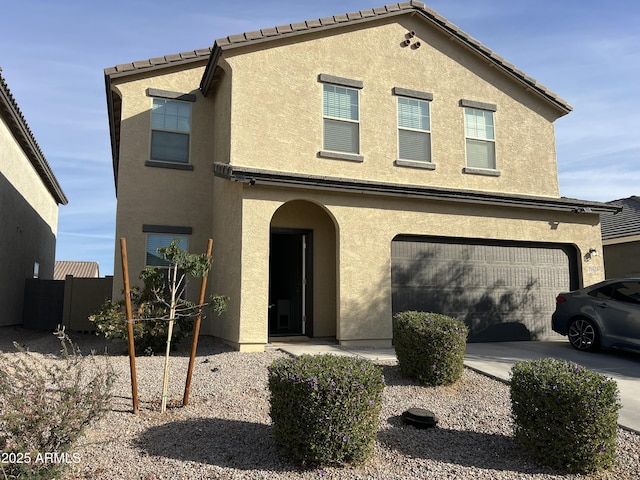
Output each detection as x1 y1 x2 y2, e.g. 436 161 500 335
223 16 561 198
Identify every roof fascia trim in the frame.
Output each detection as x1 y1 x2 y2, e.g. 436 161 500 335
200 10 409 95
213 163 621 214
200 6 571 114
413 9 571 114
105 55 208 81
603 234 640 246
0 73 68 205
104 74 117 193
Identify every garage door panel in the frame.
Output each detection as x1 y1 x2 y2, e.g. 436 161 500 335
391 237 578 342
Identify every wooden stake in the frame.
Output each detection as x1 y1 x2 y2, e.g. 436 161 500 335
161 262 179 413
120 238 139 413
183 239 213 406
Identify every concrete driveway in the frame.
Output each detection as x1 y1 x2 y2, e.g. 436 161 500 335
277 339 640 433
465 340 640 433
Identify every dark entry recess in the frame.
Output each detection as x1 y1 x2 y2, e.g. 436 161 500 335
269 229 313 336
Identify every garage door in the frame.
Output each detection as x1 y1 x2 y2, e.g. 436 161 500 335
391 236 578 342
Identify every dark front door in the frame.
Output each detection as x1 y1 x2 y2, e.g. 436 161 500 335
269 230 312 336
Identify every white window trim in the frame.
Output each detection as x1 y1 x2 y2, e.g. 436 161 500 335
148 96 193 167
396 97 433 166
461 101 500 176
318 74 364 162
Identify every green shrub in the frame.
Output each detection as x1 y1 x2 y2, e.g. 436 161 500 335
89 267 229 355
268 354 384 466
89 282 195 355
510 357 621 474
91 241 229 355
393 311 468 386
0 329 115 479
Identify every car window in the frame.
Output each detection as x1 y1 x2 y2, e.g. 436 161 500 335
610 281 640 305
588 284 615 299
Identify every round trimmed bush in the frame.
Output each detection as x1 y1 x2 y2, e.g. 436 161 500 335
268 354 384 466
510 358 621 473
393 311 468 386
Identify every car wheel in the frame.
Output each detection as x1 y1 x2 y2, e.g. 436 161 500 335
568 318 599 352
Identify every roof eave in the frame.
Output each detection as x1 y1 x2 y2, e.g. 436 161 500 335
199 4 572 114
0 72 68 205
411 10 572 115
104 72 119 194
213 163 619 214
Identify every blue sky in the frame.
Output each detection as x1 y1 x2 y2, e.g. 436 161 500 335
2 0 639 277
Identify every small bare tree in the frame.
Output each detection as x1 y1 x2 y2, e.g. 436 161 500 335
91 239 228 413
147 239 225 413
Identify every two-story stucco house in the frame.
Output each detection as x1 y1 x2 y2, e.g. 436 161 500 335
104 2 620 351
0 68 68 327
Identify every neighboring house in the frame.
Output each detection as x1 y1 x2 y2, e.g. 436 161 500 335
601 196 640 278
54 260 100 280
104 1 620 351
0 68 68 327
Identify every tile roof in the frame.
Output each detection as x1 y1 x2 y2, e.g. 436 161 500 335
103 2 572 115
103 48 213 78
54 261 100 280
0 68 68 205
601 196 640 241
202 1 572 113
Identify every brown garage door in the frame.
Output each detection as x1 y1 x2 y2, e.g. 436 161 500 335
391 236 579 342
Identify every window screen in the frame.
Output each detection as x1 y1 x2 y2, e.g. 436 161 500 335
323 85 359 153
150 99 191 163
398 97 431 162
146 234 188 267
464 108 495 169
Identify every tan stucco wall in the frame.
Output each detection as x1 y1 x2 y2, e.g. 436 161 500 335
110 63 216 301
222 15 562 198
0 116 59 232
226 184 603 349
207 176 244 342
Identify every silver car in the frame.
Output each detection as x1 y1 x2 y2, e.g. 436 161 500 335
551 278 640 352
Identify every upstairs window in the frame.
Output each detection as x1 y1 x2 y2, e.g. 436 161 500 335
464 104 496 170
323 84 360 154
150 99 191 163
398 96 431 163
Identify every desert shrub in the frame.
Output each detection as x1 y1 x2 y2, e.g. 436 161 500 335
89 277 195 355
268 354 384 466
90 240 229 354
0 328 115 479
510 357 621 474
393 311 468 386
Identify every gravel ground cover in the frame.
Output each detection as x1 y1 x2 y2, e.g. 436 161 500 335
1 327 639 479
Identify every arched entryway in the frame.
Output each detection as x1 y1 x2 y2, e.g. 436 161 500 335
269 200 337 340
